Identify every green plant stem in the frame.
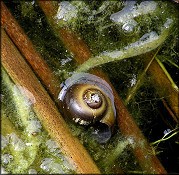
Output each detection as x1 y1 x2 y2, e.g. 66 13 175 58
165 57 179 69
76 28 170 72
151 127 179 146
125 47 161 105
151 131 178 145
1 107 21 137
98 140 129 167
1 66 39 170
155 57 178 90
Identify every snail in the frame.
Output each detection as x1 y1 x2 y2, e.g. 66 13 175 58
58 73 116 143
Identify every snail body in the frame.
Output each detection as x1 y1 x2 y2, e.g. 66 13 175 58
58 73 116 143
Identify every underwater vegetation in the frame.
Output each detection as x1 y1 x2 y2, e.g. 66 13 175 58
1 0 179 174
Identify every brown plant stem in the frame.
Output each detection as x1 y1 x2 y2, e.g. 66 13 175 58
1 1 60 99
143 53 179 121
38 1 92 64
92 68 167 174
1 27 101 174
38 1 167 174
162 99 178 122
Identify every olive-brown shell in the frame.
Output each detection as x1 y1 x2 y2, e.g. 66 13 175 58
58 73 116 143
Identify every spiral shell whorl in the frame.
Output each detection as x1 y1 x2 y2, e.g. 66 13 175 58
58 73 116 143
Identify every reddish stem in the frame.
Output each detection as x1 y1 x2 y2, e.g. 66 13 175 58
1 1 60 99
38 1 167 173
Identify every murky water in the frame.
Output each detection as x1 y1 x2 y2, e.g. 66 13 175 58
1 1 178 174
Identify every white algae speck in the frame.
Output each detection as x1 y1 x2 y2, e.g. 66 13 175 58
2 154 13 165
46 139 60 153
1 135 9 150
56 1 78 21
9 133 25 151
26 120 42 134
28 169 37 174
40 158 64 173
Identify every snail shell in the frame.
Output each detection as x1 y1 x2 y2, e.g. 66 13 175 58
58 73 116 143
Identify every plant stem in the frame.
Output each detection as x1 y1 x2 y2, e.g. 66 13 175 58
1 27 100 174
155 57 178 89
143 53 179 120
38 2 167 174
2 66 40 166
152 131 179 145
76 29 170 72
1 1 60 99
151 127 179 146
125 47 161 105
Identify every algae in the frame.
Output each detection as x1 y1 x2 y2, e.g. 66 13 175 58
2 0 179 174
1 67 76 174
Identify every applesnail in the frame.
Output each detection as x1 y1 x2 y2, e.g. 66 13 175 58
57 1 174 143
58 73 116 143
